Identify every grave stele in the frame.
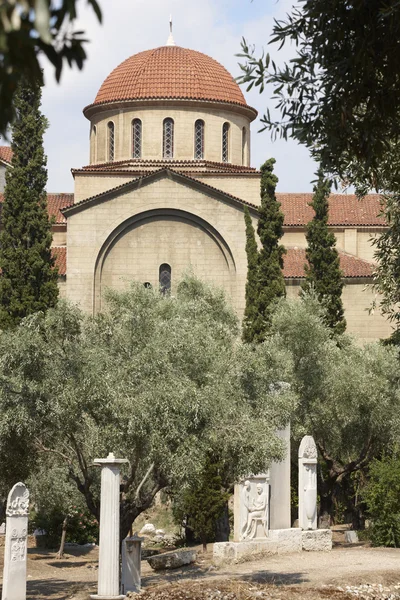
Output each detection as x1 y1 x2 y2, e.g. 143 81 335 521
269 424 291 530
298 435 318 530
1 482 29 600
234 474 269 542
90 452 128 600
121 535 143 594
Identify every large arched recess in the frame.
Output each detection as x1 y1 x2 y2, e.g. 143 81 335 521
93 208 237 312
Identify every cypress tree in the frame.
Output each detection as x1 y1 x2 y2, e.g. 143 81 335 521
301 170 346 335
0 77 58 328
253 158 286 342
242 205 260 343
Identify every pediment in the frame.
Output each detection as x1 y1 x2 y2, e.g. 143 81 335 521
62 168 258 218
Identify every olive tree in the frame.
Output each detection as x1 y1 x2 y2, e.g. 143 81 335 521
0 275 296 539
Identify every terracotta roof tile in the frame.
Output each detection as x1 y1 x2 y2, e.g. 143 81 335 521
0 193 74 224
52 246 66 275
0 146 13 165
89 46 250 110
278 193 385 227
283 247 373 278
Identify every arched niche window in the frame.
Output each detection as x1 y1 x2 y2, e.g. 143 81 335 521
242 127 247 165
132 118 142 158
194 119 205 159
222 122 230 163
91 124 97 162
159 263 171 295
163 118 174 159
108 121 115 162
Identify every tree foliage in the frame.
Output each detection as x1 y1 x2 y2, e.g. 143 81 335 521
0 76 58 329
172 456 230 551
237 1 400 190
364 454 400 547
242 206 260 343
270 293 400 519
0 276 296 539
301 171 346 335
0 0 102 136
245 159 286 343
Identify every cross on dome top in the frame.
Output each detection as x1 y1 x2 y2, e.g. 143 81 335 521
166 15 175 46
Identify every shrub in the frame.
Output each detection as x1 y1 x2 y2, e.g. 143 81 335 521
364 455 400 547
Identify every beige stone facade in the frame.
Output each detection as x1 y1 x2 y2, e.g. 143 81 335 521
40 43 394 342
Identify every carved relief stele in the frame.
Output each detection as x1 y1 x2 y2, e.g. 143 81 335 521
6 483 29 517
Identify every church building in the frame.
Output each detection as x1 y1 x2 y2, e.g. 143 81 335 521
0 32 391 342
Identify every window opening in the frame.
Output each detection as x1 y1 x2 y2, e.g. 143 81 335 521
222 122 230 163
108 121 115 162
143 282 152 289
242 127 247 165
132 119 142 158
194 119 204 159
159 263 171 294
163 118 174 159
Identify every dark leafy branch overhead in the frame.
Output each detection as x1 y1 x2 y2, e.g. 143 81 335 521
0 1 102 136
236 1 400 189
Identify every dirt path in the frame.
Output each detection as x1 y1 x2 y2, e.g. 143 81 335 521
1 543 400 599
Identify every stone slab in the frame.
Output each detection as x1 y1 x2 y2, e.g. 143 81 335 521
301 529 332 551
147 549 196 571
213 540 279 565
268 528 302 553
344 531 359 544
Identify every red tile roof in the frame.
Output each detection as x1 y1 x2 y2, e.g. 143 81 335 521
278 193 385 227
0 146 13 165
76 159 258 174
284 247 373 278
0 193 74 224
87 46 252 111
52 246 66 276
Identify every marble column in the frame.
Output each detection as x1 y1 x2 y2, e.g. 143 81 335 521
298 435 318 530
2 482 29 600
90 452 128 600
269 424 291 530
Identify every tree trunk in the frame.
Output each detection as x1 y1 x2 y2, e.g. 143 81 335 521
202 537 207 553
55 515 69 560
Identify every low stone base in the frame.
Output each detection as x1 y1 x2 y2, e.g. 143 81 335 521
268 528 302 553
213 539 278 565
301 529 332 551
90 595 126 599
214 528 303 565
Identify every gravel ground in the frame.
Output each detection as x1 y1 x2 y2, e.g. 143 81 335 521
2 542 400 600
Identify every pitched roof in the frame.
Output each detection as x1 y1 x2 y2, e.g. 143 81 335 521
74 158 259 175
284 247 373 278
0 146 13 165
278 193 385 227
0 193 74 224
86 46 253 113
52 246 66 275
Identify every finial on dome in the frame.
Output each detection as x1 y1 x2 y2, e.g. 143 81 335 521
166 15 175 46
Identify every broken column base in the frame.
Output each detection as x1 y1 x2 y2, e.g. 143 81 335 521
213 528 332 565
301 529 332 551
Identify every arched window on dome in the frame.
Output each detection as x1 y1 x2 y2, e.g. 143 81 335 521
222 122 230 163
108 121 115 162
132 118 142 158
163 118 174 159
242 127 247 166
159 263 171 295
91 124 97 163
194 119 205 160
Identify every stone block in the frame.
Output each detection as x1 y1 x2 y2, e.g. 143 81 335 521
268 528 302 553
147 549 197 571
213 540 278 566
301 529 332 551
344 530 359 544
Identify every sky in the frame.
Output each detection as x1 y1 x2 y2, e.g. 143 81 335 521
33 0 318 193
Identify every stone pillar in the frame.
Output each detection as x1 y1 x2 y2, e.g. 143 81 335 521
298 435 318 530
269 424 291 530
90 452 128 600
2 482 29 600
121 535 143 594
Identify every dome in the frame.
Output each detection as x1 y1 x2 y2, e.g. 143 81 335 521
88 45 249 110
